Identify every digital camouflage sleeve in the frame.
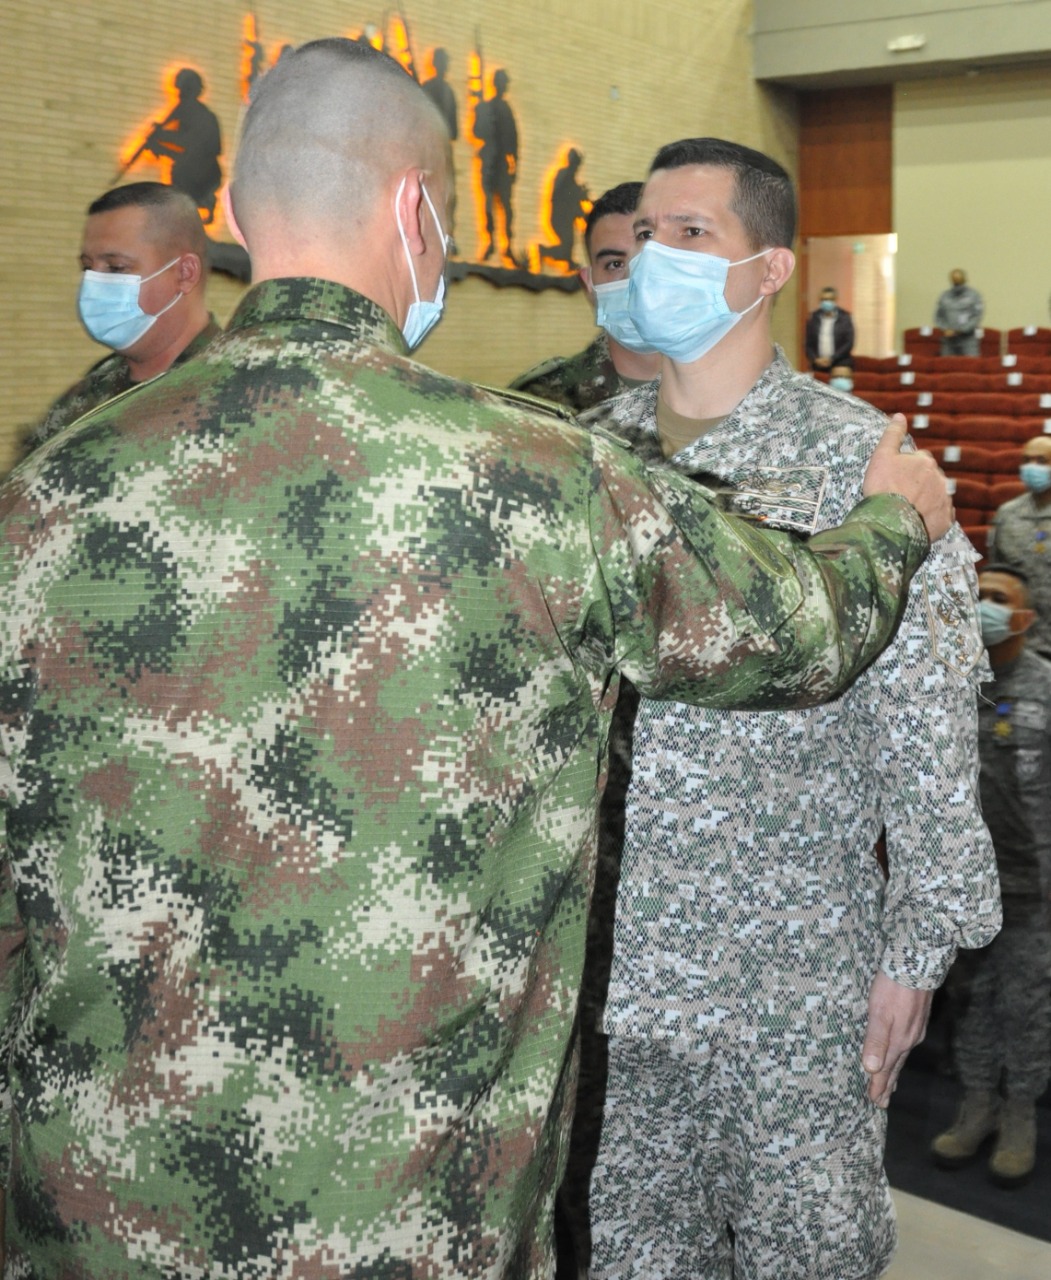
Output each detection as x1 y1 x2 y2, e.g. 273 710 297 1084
0 278 927 1279
508 332 625 414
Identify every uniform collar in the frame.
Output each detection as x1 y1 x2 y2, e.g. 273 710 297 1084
657 346 795 473
228 277 405 353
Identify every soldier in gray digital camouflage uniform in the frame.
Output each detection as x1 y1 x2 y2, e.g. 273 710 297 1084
988 435 1051 661
0 50 951 1280
509 183 659 413
931 565 1051 1188
23 182 220 458
583 139 1000 1280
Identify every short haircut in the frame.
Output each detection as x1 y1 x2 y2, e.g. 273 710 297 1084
87 181 208 260
648 137 796 250
981 562 1030 591
821 285 837 295
584 181 643 254
234 38 448 241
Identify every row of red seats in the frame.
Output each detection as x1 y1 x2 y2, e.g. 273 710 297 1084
903 326 1051 358
863 390 1051 420
853 354 1051 375
853 371 1051 393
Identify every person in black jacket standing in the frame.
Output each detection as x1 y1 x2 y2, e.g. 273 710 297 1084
806 285 855 371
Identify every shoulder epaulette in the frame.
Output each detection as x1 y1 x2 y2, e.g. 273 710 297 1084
476 384 579 423
508 355 569 391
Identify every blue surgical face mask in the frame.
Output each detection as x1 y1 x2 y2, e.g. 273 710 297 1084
1020 461 1051 494
829 376 853 392
396 176 448 350
77 257 182 350
978 599 1017 648
820 299 836 313
626 240 772 364
593 278 657 354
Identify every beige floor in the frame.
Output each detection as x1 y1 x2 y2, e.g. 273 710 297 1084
885 1189 1051 1279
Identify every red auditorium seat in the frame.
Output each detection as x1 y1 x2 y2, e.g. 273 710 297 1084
950 417 1041 445
1007 326 1051 355
989 479 1027 509
950 393 1032 416
985 447 1023 473
852 355 900 373
908 413 958 437
849 371 889 392
896 354 940 373
961 526 990 561
903 327 942 357
978 328 1002 357
947 476 992 525
1004 356 1051 374
925 444 995 484
856 391 926 415
920 372 997 392
1007 394 1051 417
1001 374 1051 393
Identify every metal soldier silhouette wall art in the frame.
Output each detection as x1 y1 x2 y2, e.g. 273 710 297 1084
112 11 585 295
117 67 223 225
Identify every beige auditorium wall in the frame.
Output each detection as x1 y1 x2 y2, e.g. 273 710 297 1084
0 0 798 473
894 67 1051 343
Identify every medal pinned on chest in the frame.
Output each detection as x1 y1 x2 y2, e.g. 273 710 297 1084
993 699 1013 741
1034 529 1048 555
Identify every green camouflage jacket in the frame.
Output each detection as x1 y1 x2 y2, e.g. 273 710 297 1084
0 278 927 1279
508 332 624 413
22 316 222 457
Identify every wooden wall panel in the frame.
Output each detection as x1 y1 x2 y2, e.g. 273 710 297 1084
798 86 893 237
797 86 893 353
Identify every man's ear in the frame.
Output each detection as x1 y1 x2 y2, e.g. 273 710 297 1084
396 170 428 257
760 246 795 297
222 185 246 248
1012 606 1037 636
579 264 595 301
175 252 204 292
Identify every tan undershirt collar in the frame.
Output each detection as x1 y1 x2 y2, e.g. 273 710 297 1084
656 393 726 459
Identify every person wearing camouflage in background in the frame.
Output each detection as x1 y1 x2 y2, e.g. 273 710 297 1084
931 565 1051 1188
22 182 220 458
509 183 660 413
0 45 951 1280
987 434 1051 661
583 139 1000 1280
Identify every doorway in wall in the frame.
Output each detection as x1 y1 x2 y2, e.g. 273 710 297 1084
805 233 897 358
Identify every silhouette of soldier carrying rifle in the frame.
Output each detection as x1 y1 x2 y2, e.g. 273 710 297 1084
538 148 589 272
128 68 223 225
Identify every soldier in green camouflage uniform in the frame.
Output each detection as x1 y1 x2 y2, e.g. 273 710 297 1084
24 318 220 456
509 183 659 413
22 182 220 458
0 43 947 1280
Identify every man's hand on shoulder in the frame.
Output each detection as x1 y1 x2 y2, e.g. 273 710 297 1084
863 415 953 542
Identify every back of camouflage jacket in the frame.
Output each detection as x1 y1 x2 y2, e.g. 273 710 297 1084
0 279 927 1279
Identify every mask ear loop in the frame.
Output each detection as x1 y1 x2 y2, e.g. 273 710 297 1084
727 247 773 269
141 256 182 284
727 247 775 318
395 175 423 308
